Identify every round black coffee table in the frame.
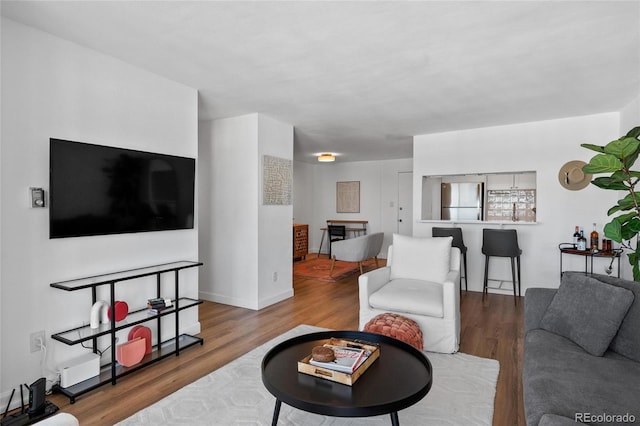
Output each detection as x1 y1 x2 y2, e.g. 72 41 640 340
261 330 432 425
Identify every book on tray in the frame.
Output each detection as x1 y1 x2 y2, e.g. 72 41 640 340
309 344 369 374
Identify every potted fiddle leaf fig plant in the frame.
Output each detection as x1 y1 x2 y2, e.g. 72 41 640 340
581 126 640 280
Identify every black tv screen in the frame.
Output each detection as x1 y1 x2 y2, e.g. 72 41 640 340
50 139 195 238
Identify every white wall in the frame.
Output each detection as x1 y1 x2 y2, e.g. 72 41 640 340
293 161 315 226
0 18 199 405
620 94 639 135
413 113 623 293
298 158 413 257
257 115 295 307
199 114 294 310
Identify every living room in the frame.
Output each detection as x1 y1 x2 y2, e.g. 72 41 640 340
1 1 639 425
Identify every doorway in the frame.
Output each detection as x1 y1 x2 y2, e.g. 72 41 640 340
397 171 413 235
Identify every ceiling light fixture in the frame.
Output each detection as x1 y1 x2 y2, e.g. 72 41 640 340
317 153 336 162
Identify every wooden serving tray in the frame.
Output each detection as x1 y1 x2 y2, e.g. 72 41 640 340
297 338 380 386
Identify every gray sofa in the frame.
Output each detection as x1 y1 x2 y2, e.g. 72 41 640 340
523 272 640 426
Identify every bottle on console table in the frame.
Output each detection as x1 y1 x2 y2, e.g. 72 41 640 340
590 223 599 252
577 228 587 251
572 225 581 248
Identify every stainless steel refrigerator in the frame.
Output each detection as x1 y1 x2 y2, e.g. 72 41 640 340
441 182 484 220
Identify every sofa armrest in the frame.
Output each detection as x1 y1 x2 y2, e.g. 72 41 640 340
358 266 391 307
524 288 557 333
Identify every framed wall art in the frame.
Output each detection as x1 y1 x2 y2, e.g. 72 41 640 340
263 155 292 205
336 181 360 213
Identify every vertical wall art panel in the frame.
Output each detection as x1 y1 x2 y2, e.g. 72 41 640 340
336 181 360 213
263 155 293 205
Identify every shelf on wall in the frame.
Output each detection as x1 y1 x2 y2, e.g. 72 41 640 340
50 260 204 403
51 297 202 345
52 334 202 403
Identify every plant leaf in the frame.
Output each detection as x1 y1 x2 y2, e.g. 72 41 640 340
621 222 639 241
604 221 622 242
607 194 637 214
591 176 628 191
626 126 640 140
604 137 640 159
623 151 640 170
629 250 640 281
627 217 640 232
580 143 606 153
612 211 638 223
619 193 638 210
583 154 622 174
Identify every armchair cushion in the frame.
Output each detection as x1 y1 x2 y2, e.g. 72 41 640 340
390 234 452 283
369 278 444 318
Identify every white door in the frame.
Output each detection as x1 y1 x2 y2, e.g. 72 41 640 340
398 172 413 235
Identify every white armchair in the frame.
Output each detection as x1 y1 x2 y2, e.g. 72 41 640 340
358 234 461 353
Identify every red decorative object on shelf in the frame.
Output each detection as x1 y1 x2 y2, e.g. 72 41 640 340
108 301 129 322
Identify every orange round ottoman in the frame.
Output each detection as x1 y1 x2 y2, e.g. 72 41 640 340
363 313 423 350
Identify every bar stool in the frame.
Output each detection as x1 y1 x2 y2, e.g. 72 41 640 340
432 227 468 292
482 228 522 301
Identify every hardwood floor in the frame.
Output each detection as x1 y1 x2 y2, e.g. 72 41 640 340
47 268 525 425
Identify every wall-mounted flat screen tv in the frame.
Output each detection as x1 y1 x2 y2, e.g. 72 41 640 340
50 138 195 239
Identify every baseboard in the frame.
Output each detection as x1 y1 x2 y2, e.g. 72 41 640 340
199 291 258 310
257 289 294 310
199 290 294 311
179 321 201 337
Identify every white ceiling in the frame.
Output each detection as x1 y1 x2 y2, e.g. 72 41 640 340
2 1 639 163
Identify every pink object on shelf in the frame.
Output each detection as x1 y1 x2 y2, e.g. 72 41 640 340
128 325 152 354
116 337 145 367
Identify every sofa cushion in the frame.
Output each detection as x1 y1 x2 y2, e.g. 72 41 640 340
582 272 640 362
369 278 444 317
390 234 451 283
523 329 640 426
540 273 634 356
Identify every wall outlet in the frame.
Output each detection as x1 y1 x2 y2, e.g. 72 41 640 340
272 272 278 282
30 330 45 353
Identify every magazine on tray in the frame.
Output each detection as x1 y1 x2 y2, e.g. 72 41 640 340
309 344 370 374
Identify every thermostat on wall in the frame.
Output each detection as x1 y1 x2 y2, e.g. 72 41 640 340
30 187 45 208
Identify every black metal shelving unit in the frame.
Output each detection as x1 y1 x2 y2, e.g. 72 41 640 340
50 261 204 403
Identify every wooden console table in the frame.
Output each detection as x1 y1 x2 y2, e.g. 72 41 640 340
559 245 621 278
317 220 368 256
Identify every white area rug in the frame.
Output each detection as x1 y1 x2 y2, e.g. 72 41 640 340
117 325 499 425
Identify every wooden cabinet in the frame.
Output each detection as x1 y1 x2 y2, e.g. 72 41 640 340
293 224 308 260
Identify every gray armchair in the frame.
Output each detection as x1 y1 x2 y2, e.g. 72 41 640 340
330 232 384 276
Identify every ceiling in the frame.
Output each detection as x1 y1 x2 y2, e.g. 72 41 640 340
2 1 639 163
